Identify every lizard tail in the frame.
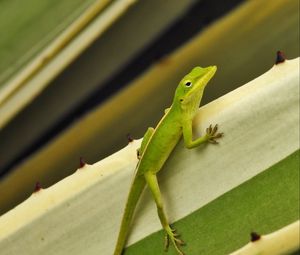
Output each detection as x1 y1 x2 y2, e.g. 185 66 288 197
113 174 146 255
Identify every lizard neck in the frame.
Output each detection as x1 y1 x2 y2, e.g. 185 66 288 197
170 94 201 121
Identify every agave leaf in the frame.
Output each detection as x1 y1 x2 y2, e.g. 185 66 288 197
0 58 298 255
0 0 137 128
0 0 298 214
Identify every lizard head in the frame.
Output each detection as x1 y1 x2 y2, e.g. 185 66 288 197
174 65 217 115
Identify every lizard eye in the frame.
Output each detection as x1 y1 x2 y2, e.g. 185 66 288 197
185 81 192 87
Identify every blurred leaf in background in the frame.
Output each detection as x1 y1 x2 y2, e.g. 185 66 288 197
0 0 96 86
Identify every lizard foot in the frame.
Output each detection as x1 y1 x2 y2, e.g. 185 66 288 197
164 226 185 255
206 124 223 144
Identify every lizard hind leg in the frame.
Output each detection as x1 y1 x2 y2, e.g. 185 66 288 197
144 172 185 255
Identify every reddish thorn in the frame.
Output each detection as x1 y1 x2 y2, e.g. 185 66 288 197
34 182 42 192
275 50 286 64
250 232 261 242
127 133 134 143
79 157 86 168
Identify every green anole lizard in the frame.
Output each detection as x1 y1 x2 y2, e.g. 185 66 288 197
113 65 223 255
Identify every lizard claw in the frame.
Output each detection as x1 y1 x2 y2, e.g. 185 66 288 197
206 124 223 144
164 234 170 251
164 226 185 255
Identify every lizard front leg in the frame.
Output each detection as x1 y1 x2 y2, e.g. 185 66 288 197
144 172 185 255
182 121 223 149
